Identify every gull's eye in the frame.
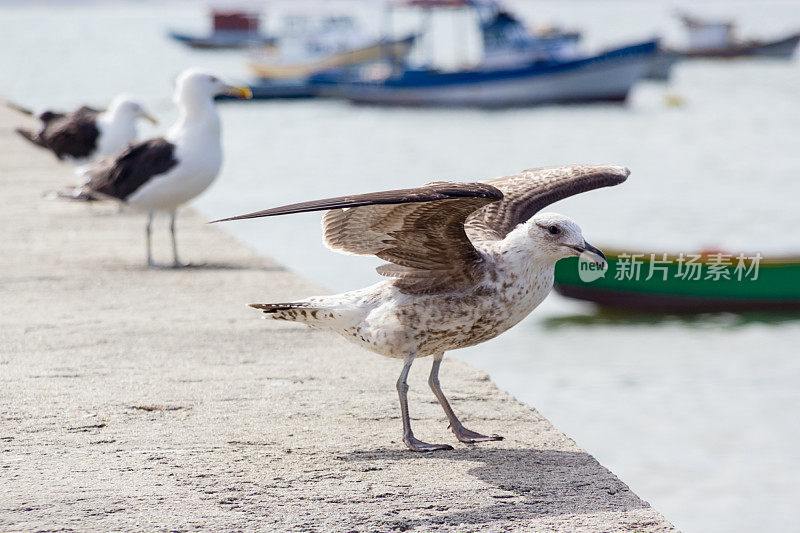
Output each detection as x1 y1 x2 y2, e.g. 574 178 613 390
210 76 218 83
548 225 560 235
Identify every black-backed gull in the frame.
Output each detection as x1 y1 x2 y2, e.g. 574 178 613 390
10 95 156 163
60 69 252 267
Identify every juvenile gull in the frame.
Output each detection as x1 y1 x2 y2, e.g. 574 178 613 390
215 164 628 451
11 95 157 163
60 69 252 267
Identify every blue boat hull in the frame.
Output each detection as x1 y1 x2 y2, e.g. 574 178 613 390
645 51 682 81
311 41 658 107
215 78 317 101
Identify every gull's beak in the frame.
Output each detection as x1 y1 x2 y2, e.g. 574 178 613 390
576 241 607 268
224 85 253 99
142 114 158 125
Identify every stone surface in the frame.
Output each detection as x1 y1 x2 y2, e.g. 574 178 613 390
0 107 675 532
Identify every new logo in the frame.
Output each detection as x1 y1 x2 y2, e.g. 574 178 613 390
577 251 608 283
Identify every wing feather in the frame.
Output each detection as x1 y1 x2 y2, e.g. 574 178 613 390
82 138 178 201
214 183 503 295
466 164 629 242
40 106 102 160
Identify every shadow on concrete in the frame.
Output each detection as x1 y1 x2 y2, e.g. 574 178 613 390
104 263 286 272
159 263 286 272
339 447 649 526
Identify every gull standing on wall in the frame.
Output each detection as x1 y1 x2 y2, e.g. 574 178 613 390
60 69 252 267
215 164 628 451
10 95 157 163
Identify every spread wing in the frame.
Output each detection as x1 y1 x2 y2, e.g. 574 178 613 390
83 138 178 201
213 182 503 295
465 164 630 242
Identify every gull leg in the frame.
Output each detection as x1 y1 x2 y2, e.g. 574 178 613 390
169 211 181 267
429 353 503 443
397 354 453 452
146 211 154 267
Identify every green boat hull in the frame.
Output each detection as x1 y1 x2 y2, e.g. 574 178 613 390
554 251 800 312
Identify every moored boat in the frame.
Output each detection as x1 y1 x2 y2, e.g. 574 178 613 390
666 13 800 59
669 32 800 59
169 10 274 49
311 40 657 107
554 249 800 313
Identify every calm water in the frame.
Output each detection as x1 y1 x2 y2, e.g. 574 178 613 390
2 1 799 531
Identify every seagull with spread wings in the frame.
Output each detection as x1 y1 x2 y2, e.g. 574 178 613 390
215 164 629 452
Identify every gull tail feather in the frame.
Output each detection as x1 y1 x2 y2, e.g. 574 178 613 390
250 302 334 325
15 128 45 148
44 186 100 202
4 100 34 116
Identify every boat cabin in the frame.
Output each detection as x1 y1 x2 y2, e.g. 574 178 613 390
477 5 580 69
679 13 735 51
212 10 260 33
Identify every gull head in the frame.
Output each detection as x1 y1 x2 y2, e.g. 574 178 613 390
173 69 252 106
527 212 606 268
108 94 157 125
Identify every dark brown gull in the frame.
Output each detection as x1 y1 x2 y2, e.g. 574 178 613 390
11 95 156 163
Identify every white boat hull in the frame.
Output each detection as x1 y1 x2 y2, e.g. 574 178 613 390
322 46 654 107
645 53 681 81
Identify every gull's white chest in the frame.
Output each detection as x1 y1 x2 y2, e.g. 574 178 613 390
482 257 554 333
347 254 554 358
126 126 222 212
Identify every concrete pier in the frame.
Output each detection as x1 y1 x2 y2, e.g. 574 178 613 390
1 107 675 532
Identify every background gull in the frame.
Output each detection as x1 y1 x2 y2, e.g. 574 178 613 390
216 164 629 451
8 95 156 163
58 69 252 267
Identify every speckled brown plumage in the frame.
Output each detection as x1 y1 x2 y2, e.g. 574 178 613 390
222 164 629 451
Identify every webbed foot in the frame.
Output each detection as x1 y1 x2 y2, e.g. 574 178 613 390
403 435 454 452
451 426 503 444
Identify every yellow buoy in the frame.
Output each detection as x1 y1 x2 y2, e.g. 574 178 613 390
664 94 685 107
